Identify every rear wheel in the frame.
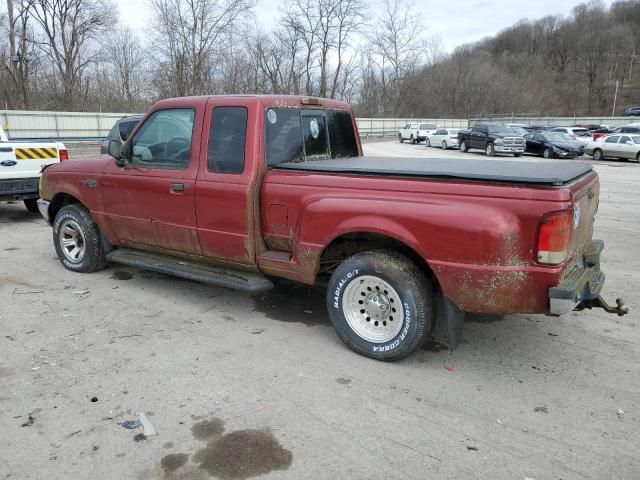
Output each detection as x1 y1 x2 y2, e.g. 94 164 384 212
486 143 495 156
398 134 404 143
24 198 39 213
326 251 435 361
426 137 431 147
543 148 552 158
52 204 107 273
442 141 448 149
410 135 415 145
460 140 468 152
636 152 640 162
593 149 604 161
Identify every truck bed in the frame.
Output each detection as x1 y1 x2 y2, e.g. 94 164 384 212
274 157 592 186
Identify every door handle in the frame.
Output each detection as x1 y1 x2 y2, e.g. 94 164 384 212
170 182 185 192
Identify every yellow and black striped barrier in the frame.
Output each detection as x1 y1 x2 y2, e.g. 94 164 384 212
15 147 58 160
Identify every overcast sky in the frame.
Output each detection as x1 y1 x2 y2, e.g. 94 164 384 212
116 0 615 52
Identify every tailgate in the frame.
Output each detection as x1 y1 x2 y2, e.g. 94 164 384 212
567 171 599 260
0 142 61 180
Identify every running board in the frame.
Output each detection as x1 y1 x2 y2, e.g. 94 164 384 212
106 248 274 293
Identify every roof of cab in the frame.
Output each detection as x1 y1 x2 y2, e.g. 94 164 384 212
152 94 352 111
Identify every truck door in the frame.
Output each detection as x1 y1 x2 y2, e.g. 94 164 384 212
101 107 203 255
470 125 487 148
194 99 256 265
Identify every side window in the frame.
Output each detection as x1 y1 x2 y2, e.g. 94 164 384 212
327 110 358 158
533 134 544 141
605 136 620 143
119 120 138 142
208 107 247 174
619 136 631 144
130 109 194 169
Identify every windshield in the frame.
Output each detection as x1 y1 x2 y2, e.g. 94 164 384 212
487 125 516 134
573 129 591 136
265 108 358 166
419 123 436 129
543 133 574 142
633 136 640 144
509 127 528 136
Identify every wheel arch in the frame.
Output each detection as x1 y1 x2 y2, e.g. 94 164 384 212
318 230 441 293
50 192 83 222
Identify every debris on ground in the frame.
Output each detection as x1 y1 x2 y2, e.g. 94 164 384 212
617 408 624 418
120 419 141 429
444 363 455 372
133 433 147 442
72 290 90 295
136 412 156 436
90 396 98 403
251 329 265 334
466 445 478 451
496 419 504 425
21 415 35 427
534 406 548 414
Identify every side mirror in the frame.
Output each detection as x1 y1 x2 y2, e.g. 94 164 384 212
108 140 123 159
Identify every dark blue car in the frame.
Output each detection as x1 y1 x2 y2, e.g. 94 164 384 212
524 132 585 159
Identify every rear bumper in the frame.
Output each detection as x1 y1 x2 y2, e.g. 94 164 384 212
549 240 608 315
0 177 39 201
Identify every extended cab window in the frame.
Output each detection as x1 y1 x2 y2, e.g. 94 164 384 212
265 108 358 166
208 107 247 174
130 108 194 169
119 120 138 142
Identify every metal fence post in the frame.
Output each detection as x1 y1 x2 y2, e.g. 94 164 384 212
54 113 60 139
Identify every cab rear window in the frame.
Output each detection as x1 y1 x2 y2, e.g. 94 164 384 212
265 108 358 166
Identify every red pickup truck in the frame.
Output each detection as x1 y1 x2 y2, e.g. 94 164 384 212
37 95 627 361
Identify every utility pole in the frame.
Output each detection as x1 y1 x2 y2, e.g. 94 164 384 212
612 80 619 118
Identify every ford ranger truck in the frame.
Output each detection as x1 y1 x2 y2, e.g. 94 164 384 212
36 95 627 361
458 123 525 157
0 126 68 211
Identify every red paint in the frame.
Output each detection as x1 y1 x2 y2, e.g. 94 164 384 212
39 95 600 315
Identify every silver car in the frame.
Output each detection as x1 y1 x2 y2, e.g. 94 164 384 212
427 128 460 149
584 134 640 162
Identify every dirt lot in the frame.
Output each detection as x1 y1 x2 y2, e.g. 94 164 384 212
1 141 639 480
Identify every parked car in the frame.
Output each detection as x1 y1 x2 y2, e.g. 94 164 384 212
426 128 460 149
549 127 593 143
526 125 554 132
623 106 640 116
612 125 640 134
36 95 626 361
524 132 585 158
458 123 525 156
398 122 437 144
584 134 640 162
100 114 143 154
592 126 615 141
0 126 68 212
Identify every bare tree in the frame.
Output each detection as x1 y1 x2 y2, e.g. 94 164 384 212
4 0 37 108
109 26 148 110
31 0 111 109
149 0 254 97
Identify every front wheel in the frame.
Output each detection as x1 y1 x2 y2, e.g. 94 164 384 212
460 140 468 152
543 148 552 158
636 152 640 162
442 141 448 149
326 251 435 361
398 134 404 143
410 135 415 145
426 138 431 147
52 204 107 273
486 143 495 156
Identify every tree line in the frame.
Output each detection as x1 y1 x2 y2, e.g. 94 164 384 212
1 0 639 117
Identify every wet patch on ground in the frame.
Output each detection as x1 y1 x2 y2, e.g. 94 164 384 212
191 418 225 441
111 270 134 280
253 281 328 326
193 428 292 479
4 247 20 251
148 416 292 480
335 377 352 385
465 313 506 324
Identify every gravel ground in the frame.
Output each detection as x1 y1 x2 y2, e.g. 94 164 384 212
1 141 638 480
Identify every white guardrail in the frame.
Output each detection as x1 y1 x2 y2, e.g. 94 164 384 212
1 109 638 141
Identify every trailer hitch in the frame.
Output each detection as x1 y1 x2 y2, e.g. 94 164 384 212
576 296 629 316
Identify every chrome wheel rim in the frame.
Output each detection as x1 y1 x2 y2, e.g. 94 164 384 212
342 275 404 343
59 220 86 263
486 144 492 155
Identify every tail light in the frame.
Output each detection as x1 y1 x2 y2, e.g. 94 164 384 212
537 210 572 264
59 149 69 161
450 136 458 140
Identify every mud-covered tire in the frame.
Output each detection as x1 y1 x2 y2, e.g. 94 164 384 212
52 204 106 273
326 250 435 361
23 198 39 213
